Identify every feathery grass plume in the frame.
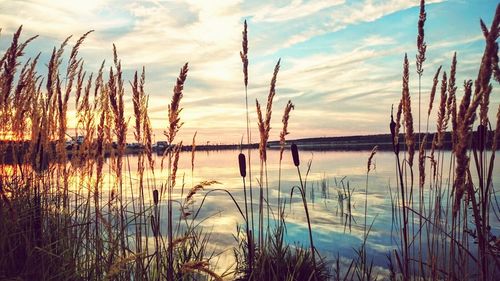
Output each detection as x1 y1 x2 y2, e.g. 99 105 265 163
436 71 448 147
132 71 142 142
0 26 38 106
367 145 378 173
430 133 437 178
416 0 427 145
240 20 248 87
171 142 183 188
256 99 265 160
390 105 400 154
64 30 93 107
452 80 473 216
493 39 500 83
180 261 223 281
185 181 220 204
144 110 154 171
257 59 281 162
416 0 427 76
476 5 500 126
166 63 189 144
446 54 457 147
458 80 472 125
493 104 500 151
427 66 442 117
450 91 458 150
191 131 197 173
418 134 427 188
402 54 415 166
395 98 403 147
74 61 86 109
279 100 294 161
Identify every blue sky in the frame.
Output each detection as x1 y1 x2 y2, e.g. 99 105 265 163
0 0 498 144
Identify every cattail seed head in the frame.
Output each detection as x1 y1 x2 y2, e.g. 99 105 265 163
476 124 486 152
291 143 300 167
153 189 159 205
238 153 246 178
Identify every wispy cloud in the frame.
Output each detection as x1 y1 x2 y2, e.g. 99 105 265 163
0 0 497 144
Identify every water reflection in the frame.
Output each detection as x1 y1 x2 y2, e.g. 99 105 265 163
85 148 499 270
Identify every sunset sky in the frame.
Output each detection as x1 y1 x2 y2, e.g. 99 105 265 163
0 0 498 144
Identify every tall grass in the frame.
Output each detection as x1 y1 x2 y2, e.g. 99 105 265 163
0 2 499 280
389 2 500 280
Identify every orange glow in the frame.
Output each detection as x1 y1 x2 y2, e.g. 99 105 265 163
0 131 30 141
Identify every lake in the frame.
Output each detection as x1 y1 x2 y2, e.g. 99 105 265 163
88 147 500 274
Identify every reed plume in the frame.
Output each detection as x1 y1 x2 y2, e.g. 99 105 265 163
416 0 427 76
166 63 189 144
436 71 447 147
427 66 442 118
402 54 415 167
181 261 223 281
446 53 457 149
171 142 182 188
240 20 248 88
257 59 281 162
279 100 294 161
416 0 427 144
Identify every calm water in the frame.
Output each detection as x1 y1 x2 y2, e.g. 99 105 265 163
97 148 500 271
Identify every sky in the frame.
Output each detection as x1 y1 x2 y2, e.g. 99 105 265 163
0 0 498 145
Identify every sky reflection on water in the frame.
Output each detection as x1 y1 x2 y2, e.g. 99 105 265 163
80 148 500 270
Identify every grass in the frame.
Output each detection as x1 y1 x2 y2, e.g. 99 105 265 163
1 0 500 280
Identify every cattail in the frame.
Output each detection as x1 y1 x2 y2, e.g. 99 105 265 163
166 63 189 144
436 71 448 147
240 20 248 87
367 146 378 173
476 124 486 152
416 0 427 76
238 153 246 177
402 54 415 166
153 189 159 206
291 143 300 167
427 66 442 117
279 100 294 161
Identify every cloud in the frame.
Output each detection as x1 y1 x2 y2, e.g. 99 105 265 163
0 0 496 144
252 0 344 23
